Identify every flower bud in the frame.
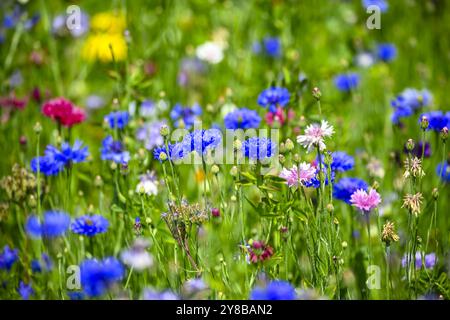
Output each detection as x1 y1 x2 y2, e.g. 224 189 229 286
285 139 294 151
211 164 220 174
279 142 286 153
211 208 220 217
278 154 285 164
406 138 415 151
326 203 334 213
159 151 168 161
160 124 169 137
420 116 429 130
432 187 439 200
33 122 42 134
94 175 103 188
230 166 238 177
441 127 448 142
312 87 322 100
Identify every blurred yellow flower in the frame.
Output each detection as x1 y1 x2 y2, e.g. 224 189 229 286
90 12 126 34
82 33 127 63
82 12 127 63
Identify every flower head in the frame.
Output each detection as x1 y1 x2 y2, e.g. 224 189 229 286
136 121 165 150
136 171 159 196
224 108 261 129
402 252 436 270
279 163 316 188
250 280 296 300
121 238 153 271
381 221 400 245
31 140 89 176
334 73 359 92
333 178 369 204
350 189 381 212
257 87 290 113
0 245 19 271
182 129 222 155
362 0 388 12
25 211 71 238
71 215 109 237
391 88 432 124
297 120 334 153
262 37 282 58
42 98 86 127
100 136 130 164
419 111 450 132
104 111 130 129
80 257 124 297
402 192 423 215
403 157 425 179
18 281 34 300
170 103 202 129
247 240 274 263
376 43 397 62
196 41 224 64
242 137 276 161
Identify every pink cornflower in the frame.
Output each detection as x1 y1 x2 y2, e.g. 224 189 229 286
350 189 382 212
265 107 295 126
42 97 86 127
279 162 316 187
297 120 334 153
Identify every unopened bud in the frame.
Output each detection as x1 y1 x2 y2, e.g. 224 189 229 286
33 122 42 134
278 154 285 164
211 164 220 174
285 139 294 151
441 127 448 142
326 203 334 213
406 139 415 151
312 87 322 100
420 116 429 130
432 187 439 200
230 166 238 177
94 175 103 188
160 125 169 137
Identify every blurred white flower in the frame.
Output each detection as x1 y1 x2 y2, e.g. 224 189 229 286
297 120 334 153
121 238 153 271
136 171 159 196
196 42 224 64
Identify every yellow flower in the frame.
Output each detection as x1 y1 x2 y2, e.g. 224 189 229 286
90 12 126 34
82 12 127 63
82 33 127 62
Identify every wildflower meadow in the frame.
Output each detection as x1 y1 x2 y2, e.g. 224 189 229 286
1 0 450 303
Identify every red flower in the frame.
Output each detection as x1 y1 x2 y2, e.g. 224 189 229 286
248 240 274 263
42 98 86 127
0 93 28 110
265 107 295 127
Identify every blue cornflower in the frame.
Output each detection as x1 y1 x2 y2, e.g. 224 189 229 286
153 143 186 162
362 0 388 12
100 136 130 164
224 108 261 129
80 257 125 297
257 87 290 113
25 211 71 238
419 111 450 132
391 88 432 124
250 280 296 300
242 137 276 161
333 177 369 204
104 111 130 129
170 103 202 129
330 151 355 172
334 73 360 92
0 245 19 271
71 215 109 237
263 37 282 58
31 140 89 176
136 121 165 150
182 129 222 155
18 281 34 300
376 43 396 62
436 162 450 183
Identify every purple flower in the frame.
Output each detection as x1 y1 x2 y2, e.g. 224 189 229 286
18 281 34 300
334 73 360 92
0 245 19 271
25 211 71 238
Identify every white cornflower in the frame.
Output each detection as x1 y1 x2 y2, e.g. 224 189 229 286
297 120 334 153
121 238 154 271
196 41 224 64
136 171 158 196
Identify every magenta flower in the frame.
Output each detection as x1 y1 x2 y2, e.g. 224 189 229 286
279 162 316 187
350 189 381 212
